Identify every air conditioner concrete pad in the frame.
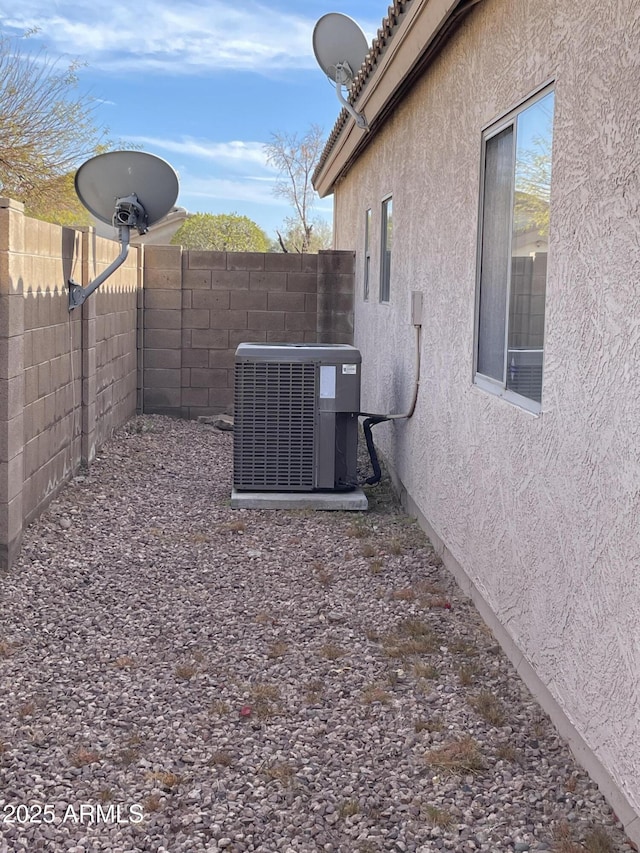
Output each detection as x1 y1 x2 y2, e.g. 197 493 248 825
230 488 368 511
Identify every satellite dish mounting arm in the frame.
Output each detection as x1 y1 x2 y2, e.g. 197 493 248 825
68 194 148 311
68 226 131 310
334 63 368 130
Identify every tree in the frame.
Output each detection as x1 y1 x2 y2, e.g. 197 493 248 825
0 33 106 215
25 172 93 227
264 124 328 253
171 213 270 252
278 218 332 254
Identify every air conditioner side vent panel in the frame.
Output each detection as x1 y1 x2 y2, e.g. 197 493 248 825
234 360 317 490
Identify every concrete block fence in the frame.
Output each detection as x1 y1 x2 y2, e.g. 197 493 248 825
0 199 141 570
142 247 355 419
0 200 355 568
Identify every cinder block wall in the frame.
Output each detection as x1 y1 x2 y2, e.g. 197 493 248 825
22 218 83 528
140 245 183 415
92 238 141 450
143 248 355 419
0 200 141 569
317 250 356 344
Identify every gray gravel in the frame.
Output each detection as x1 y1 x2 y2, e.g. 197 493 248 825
0 415 634 853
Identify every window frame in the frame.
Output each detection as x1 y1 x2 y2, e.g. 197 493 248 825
363 207 371 301
379 194 393 303
473 83 555 415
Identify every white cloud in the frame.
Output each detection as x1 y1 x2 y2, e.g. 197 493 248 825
126 136 273 170
178 172 332 226
0 0 317 75
179 174 286 207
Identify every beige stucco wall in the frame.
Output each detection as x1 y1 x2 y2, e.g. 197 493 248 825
332 0 640 838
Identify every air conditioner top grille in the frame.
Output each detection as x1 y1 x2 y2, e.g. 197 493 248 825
234 360 317 490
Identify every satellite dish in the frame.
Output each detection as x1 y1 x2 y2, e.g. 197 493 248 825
75 150 179 231
68 150 179 310
312 13 369 130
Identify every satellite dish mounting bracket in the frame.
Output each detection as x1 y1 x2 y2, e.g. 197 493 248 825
68 193 148 311
68 224 131 311
333 63 368 130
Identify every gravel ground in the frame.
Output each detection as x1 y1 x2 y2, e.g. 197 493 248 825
0 415 634 853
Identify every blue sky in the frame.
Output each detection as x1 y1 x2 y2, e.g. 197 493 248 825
0 0 383 240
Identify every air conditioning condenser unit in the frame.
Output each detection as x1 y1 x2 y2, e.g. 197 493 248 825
233 343 361 492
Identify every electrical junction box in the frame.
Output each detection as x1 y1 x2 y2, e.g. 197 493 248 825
233 343 361 492
411 291 423 326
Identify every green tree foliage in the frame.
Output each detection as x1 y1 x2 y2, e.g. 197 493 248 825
265 124 328 253
170 213 270 252
0 33 106 217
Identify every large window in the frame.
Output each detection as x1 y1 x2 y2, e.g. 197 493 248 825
475 87 554 407
364 208 371 301
380 196 392 303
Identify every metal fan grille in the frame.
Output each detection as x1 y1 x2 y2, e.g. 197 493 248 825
234 361 317 490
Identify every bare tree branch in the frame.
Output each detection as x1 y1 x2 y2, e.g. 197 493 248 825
0 33 107 216
265 124 327 254
276 230 289 253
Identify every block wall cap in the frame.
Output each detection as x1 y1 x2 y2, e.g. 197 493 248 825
0 198 25 212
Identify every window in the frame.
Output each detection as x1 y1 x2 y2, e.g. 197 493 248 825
380 196 392 302
475 87 554 407
364 208 371 300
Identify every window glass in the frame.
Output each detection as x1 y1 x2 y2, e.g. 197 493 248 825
476 89 554 406
506 93 554 401
380 197 392 302
364 208 371 300
477 127 513 381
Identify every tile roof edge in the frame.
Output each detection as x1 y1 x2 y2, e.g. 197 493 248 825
312 0 483 192
312 0 411 187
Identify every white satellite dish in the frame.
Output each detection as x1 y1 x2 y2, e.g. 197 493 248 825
68 150 179 310
312 12 369 130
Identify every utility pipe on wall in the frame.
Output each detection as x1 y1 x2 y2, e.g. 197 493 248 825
359 296 423 484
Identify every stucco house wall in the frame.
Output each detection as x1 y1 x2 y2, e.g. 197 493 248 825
326 0 639 840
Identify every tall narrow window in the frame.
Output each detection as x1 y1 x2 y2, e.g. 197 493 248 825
476 88 554 407
364 208 371 300
380 196 392 302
